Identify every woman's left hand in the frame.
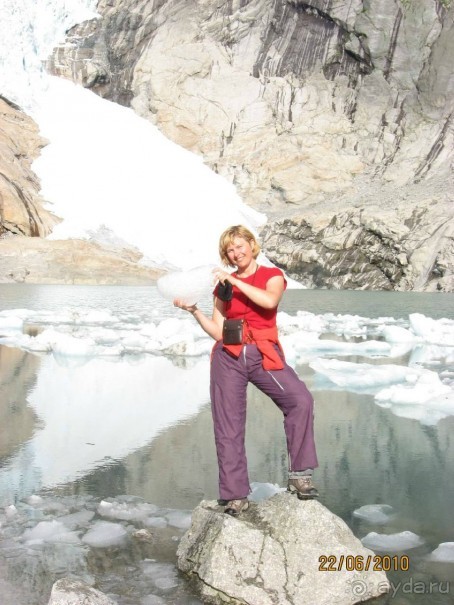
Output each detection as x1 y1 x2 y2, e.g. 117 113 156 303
213 268 236 285
173 298 197 313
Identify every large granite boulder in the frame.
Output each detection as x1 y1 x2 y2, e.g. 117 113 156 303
177 494 389 605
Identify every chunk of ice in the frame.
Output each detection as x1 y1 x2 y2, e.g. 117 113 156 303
58 510 95 530
157 265 216 306
309 359 415 391
0 316 23 331
82 521 128 548
165 510 192 530
144 517 168 529
361 531 424 552
97 500 158 522
427 542 454 562
141 562 179 591
22 520 80 544
383 326 418 343
375 374 454 424
409 314 454 346
353 504 394 524
4 505 18 519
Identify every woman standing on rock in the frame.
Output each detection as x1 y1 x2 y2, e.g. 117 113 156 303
174 225 318 516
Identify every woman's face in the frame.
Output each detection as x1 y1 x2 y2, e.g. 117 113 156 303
226 237 254 270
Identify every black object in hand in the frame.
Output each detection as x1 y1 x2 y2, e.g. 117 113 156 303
217 280 233 301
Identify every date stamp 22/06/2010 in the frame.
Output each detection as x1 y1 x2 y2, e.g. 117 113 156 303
318 554 409 572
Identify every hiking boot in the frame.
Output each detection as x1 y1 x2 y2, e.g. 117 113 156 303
288 476 319 500
224 498 249 516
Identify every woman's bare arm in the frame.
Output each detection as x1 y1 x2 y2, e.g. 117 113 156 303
173 297 225 341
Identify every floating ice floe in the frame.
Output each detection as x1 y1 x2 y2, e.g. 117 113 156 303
293 338 391 358
426 542 454 563
309 359 416 392
375 372 454 425
22 520 80 545
361 531 425 552
382 325 419 343
82 520 128 548
144 517 168 529
310 358 454 424
58 510 95 530
410 313 454 347
141 561 180 591
98 499 158 522
353 504 394 525
0 315 23 331
165 510 193 530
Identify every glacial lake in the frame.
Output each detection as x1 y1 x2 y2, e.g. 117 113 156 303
0 285 453 605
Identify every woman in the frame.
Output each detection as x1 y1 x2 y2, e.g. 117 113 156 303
174 225 318 516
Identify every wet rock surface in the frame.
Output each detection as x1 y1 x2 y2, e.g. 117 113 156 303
177 493 389 605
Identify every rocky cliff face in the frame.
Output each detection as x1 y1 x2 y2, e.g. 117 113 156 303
0 97 161 284
46 0 454 290
0 97 58 238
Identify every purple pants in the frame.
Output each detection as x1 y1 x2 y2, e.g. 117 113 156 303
210 342 318 500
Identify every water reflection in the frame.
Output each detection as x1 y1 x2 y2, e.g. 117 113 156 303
0 349 210 506
0 336 453 603
0 346 40 465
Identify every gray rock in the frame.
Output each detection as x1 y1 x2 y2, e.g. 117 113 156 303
47 578 116 605
177 494 389 605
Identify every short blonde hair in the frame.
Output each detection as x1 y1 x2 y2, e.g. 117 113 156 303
219 225 261 267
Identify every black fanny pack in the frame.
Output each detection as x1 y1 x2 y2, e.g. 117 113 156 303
223 319 244 345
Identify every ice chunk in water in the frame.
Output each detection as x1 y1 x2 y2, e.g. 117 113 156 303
0 316 23 331
4 505 18 519
309 359 414 391
58 510 95 530
82 521 128 548
353 504 394 524
98 500 158 522
427 542 454 562
142 561 179 591
52 333 96 357
165 510 192 530
383 325 418 343
144 517 168 529
410 314 454 346
157 265 216 306
361 531 424 551
249 482 286 502
22 520 80 544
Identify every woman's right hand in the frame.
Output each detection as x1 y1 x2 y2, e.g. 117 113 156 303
173 298 197 314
